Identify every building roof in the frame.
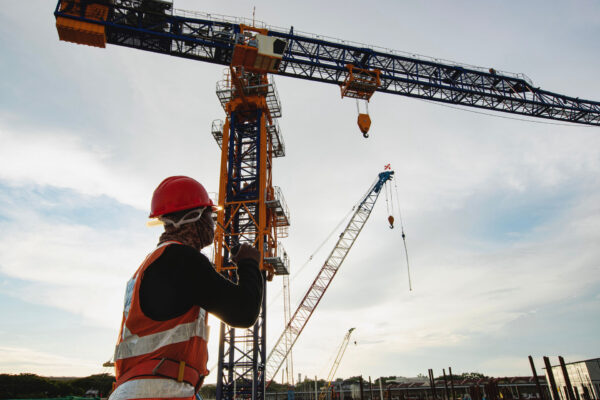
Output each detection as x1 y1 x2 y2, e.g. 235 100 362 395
543 357 600 369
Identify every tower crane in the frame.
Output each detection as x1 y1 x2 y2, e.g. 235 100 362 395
318 328 356 400
265 171 394 385
52 2 600 400
53 0 600 128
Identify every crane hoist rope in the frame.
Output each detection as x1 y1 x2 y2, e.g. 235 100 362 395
393 177 412 291
384 176 395 228
383 168 412 291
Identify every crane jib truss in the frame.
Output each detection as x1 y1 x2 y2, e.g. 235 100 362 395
265 171 394 384
319 328 356 400
54 0 600 125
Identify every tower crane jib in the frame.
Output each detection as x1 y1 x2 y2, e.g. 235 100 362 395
54 0 600 126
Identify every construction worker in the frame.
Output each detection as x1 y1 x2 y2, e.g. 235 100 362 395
109 176 264 400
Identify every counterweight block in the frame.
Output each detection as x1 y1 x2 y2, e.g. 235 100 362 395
55 0 108 48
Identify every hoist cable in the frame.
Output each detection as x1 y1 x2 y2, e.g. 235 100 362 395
394 177 412 291
389 180 395 216
384 181 391 215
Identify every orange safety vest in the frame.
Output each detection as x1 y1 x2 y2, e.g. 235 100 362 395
109 241 209 400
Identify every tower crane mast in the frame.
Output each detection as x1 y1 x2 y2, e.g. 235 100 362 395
265 171 394 384
210 63 289 400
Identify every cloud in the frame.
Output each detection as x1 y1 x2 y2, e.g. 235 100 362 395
0 346 101 376
277 174 600 379
0 183 158 329
0 128 151 210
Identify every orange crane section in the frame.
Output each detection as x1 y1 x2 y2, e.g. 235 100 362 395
55 0 108 48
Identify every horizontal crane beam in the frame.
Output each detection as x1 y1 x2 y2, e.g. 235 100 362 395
54 0 600 126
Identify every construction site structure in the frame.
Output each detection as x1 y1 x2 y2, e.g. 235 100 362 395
265 171 394 385
318 328 356 400
51 2 600 400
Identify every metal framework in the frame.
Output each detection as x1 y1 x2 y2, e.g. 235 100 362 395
265 171 394 384
55 0 600 125
214 107 268 400
282 274 294 386
318 328 356 400
211 66 290 400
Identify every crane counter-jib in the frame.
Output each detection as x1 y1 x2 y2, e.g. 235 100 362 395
54 0 600 126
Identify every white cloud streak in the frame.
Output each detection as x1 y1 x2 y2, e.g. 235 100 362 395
0 128 150 210
0 346 101 376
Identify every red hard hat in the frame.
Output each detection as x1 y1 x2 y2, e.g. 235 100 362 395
149 176 214 218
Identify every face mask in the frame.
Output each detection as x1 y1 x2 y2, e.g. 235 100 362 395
195 209 215 248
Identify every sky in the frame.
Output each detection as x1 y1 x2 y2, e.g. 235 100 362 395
1 0 599 384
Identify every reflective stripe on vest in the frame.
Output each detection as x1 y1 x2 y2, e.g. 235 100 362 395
115 308 209 361
108 377 195 400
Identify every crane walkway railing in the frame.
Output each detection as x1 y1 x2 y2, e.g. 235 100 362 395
55 0 600 125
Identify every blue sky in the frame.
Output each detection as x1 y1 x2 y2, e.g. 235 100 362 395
1 0 599 383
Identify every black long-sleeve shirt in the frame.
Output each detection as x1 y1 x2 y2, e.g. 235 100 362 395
139 244 263 328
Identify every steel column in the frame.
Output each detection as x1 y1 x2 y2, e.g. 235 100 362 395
529 356 546 400
544 356 561 400
559 356 576 400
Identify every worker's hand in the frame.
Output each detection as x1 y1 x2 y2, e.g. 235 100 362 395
231 243 260 264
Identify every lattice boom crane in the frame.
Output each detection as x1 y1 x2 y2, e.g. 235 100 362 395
318 328 356 400
265 171 394 384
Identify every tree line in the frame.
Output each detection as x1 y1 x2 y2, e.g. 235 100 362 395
0 373 114 399
0 372 488 398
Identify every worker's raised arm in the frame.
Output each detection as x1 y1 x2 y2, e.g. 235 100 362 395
139 243 263 328
200 244 264 328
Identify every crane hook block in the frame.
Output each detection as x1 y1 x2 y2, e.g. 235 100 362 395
388 215 394 229
357 113 371 137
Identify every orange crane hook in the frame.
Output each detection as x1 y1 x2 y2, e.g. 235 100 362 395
388 215 394 229
357 113 371 138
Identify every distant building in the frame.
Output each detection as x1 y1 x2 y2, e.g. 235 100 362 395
386 377 430 385
544 358 600 400
85 388 100 397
